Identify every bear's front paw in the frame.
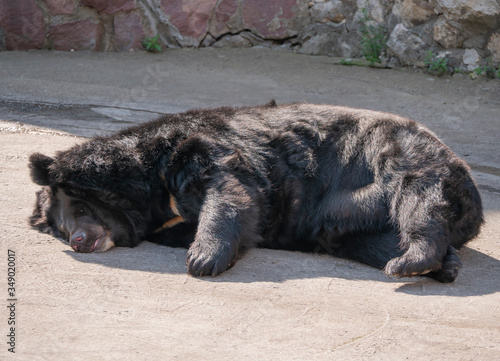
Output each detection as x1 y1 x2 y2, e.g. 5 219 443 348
186 240 236 277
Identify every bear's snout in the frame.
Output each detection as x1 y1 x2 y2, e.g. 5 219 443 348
70 230 88 252
71 231 85 243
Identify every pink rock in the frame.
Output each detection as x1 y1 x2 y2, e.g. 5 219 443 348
241 0 305 39
114 12 144 51
0 0 45 50
211 0 240 38
161 0 218 45
210 0 308 41
49 19 102 50
45 0 75 15
82 0 135 14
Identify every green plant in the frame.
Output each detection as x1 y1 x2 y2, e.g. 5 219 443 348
142 35 162 53
473 57 500 79
339 58 354 66
423 51 448 75
358 8 386 65
473 65 486 77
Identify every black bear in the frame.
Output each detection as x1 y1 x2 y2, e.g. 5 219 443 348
29 102 483 282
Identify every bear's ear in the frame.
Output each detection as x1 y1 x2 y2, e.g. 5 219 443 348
29 153 54 186
167 135 214 194
29 187 53 233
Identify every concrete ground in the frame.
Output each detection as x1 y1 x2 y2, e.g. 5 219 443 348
0 48 499 360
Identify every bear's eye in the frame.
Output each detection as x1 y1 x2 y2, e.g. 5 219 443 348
72 203 89 217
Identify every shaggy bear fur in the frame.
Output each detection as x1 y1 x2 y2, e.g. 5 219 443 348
29 102 483 282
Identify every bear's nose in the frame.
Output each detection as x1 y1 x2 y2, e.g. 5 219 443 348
71 231 86 251
71 231 85 243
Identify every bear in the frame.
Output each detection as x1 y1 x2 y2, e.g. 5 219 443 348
29 102 484 282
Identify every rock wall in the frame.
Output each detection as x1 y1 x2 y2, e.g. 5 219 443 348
1 0 499 69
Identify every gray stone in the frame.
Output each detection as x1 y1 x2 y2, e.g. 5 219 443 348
201 33 216 47
463 48 481 71
486 33 500 63
437 49 464 69
353 0 387 24
431 0 500 28
299 32 334 55
411 20 436 47
392 0 435 27
433 17 464 48
387 56 401 68
212 33 252 48
310 0 345 23
297 22 348 56
240 31 272 46
386 23 427 66
463 33 489 49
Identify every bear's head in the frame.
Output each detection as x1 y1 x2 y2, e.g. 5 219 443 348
28 152 143 252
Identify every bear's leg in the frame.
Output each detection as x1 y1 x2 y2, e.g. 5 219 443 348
384 179 455 280
334 228 404 270
186 174 261 276
426 245 462 283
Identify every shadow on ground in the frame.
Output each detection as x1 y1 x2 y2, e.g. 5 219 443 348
63 238 500 297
